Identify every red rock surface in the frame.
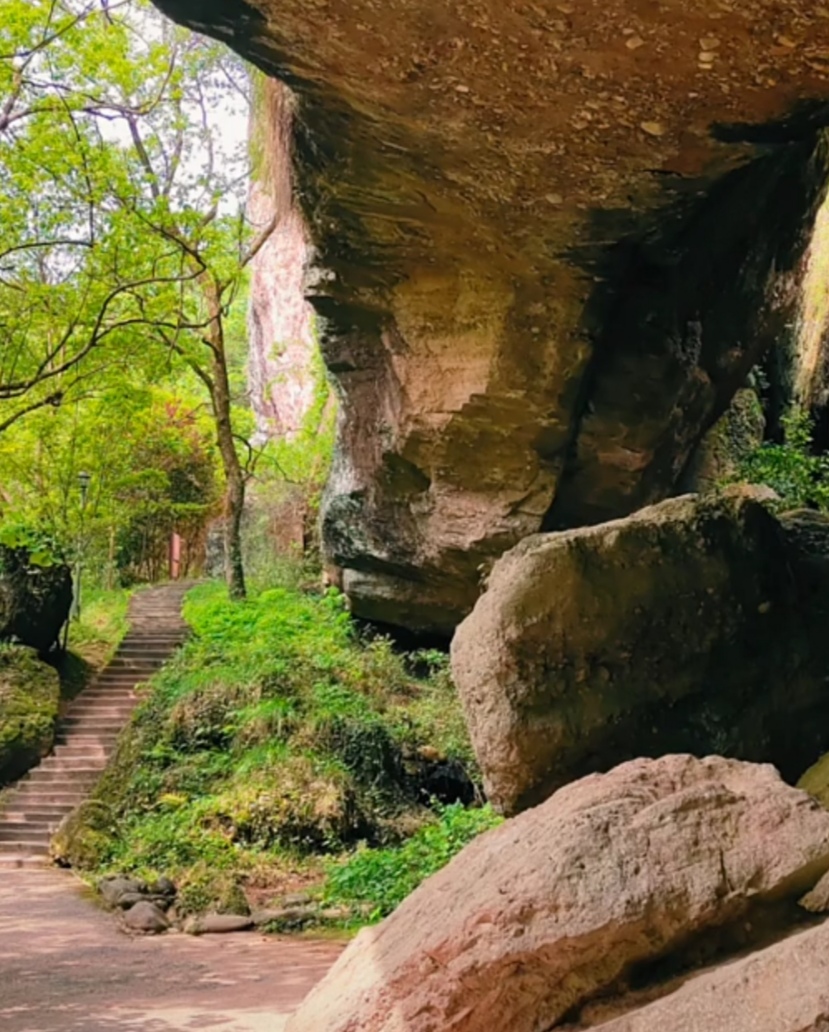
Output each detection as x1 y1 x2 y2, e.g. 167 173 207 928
286 755 829 1032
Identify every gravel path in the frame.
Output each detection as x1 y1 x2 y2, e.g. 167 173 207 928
0 870 343 1032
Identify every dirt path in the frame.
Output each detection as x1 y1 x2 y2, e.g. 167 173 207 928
0 870 343 1032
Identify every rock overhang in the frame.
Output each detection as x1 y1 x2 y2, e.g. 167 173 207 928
153 0 829 633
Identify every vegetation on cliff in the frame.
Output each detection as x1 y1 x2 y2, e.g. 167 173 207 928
738 407 829 510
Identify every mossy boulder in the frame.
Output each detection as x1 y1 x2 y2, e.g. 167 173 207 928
51 800 114 868
176 863 250 918
0 645 60 784
0 545 72 653
683 388 766 493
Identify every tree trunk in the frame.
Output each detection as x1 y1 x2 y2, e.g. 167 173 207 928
205 279 247 600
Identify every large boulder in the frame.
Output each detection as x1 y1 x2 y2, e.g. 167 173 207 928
287 755 829 1032
0 545 72 654
452 486 829 813
0 645 60 784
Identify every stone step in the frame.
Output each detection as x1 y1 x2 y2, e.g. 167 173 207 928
58 730 124 742
0 832 51 849
118 634 185 642
119 635 186 644
33 770 104 783
66 705 135 714
69 697 137 707
62 718 130 730
0 808 64 821
78 687 139 697
105 662 163 672
71 710 135 719
80 693 141 702
108 652 167 661
65 706 136 719
12 782 89 796
51 749 112 763
54 736 120 747
119 631 181 637
83 688 142 696
0 853 48 868
24 768 101 784
0 584 191 852
88 674 146 682
8 792 87 807
115 649 181 658
55 729 123 739
41 755 106 769
2 808 72 821
69 693 138 704
0 815 60 831
59 730 125 741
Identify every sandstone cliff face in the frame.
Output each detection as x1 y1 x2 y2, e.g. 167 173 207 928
247 77 318 442
154 0 829 632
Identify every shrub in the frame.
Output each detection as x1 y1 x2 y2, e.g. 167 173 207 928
739 407 829 509
322 802 503 921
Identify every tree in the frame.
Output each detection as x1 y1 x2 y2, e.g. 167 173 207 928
103 16 271 598
0 382 220 585
0 0 270 597
0 1 188 432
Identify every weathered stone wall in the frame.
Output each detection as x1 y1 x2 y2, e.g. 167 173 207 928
153 0 829 633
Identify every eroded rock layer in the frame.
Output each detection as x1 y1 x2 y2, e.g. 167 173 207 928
153 0 829 632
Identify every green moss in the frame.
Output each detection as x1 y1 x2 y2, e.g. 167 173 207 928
50 800 116 868
690 388 765 493
176 864 250 917
0 645 60 784
798 753 829 809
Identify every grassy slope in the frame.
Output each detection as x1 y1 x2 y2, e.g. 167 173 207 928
72 581 499 921
58 588 132 701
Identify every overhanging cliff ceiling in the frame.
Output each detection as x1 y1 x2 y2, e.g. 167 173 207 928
153 0 829 633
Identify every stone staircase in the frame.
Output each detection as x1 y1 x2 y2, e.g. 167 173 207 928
0 583 192 869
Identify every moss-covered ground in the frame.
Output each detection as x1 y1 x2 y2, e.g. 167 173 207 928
67 581 499 924
0 645 60 784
